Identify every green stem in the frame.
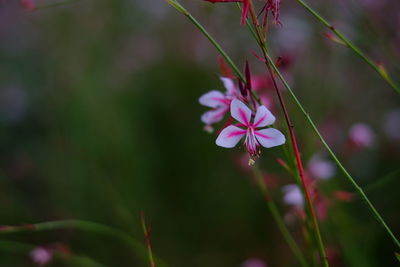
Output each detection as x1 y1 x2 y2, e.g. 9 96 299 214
164 0 245 82
294 0 400 95
0 219 167 267
253 166 309 267
140 213 156 267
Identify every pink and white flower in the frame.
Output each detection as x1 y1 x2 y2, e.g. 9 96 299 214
216 99 285 159
199 77 238 126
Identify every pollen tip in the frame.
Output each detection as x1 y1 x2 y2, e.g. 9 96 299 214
248 158 256 166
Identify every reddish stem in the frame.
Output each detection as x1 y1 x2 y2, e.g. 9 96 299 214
248 4 329 266
140 212 155 267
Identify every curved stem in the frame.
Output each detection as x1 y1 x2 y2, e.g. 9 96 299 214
253 166 309 267
0 219 167 267
164 0 260 103
294 0 400 95
164 0 245 82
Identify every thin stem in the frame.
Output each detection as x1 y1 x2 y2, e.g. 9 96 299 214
294 0 400 95
247 4 328 266
0 219 168 267
164 0 263 103
253 166 309 267
141 212 156 267
164 0 245 82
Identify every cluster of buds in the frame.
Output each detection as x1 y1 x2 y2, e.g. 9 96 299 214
203 0 281 25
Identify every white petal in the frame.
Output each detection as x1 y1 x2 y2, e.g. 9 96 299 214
230 99 252 126
255 128 286 148
216 125 246 148
220 77 236 95
201 107 227 125
253 105 275 127
199 90 226 108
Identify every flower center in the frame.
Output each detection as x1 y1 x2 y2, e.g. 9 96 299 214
245 126 259 158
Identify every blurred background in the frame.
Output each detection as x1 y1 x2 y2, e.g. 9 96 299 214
0 0 399 266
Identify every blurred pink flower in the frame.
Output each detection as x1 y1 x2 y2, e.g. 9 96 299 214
282 184 303 208
199 77 238 126
21 0 36 10
241 258 267 267
308 154 336 180
216 99 285 160
333 191 354 202
349 123 375 148
383 109 400 141
315 195 330 221
30 247 52 266
251 76 271 91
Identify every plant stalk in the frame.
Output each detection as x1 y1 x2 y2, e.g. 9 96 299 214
294 0 400 95
253 166 309 267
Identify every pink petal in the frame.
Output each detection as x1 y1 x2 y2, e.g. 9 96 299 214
253 105 275 127
230 99 252 126
201 107 227 124
220 77 236 96
199 90 226 108
216 125 246 148
255 128 285 148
